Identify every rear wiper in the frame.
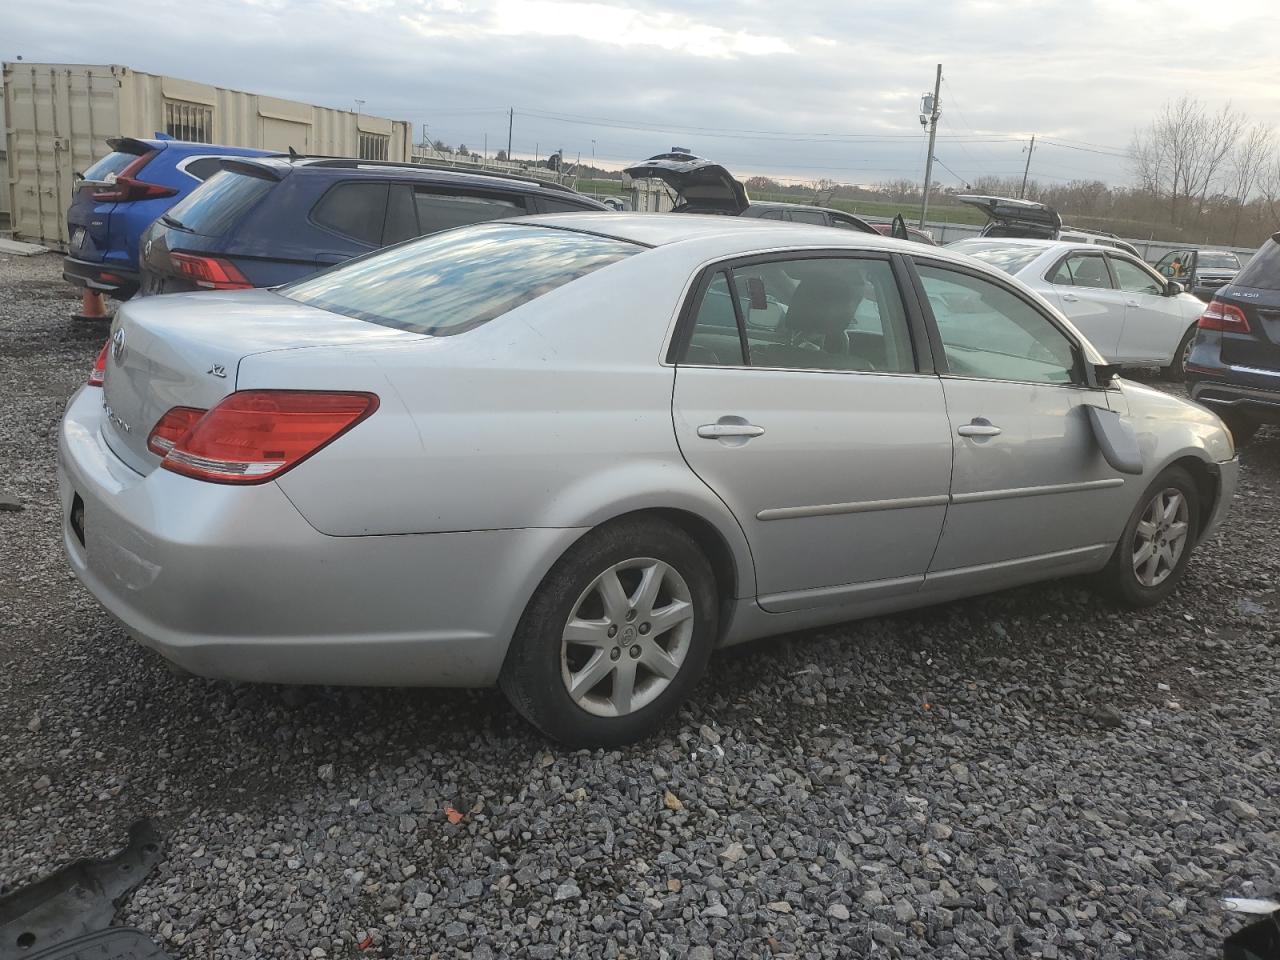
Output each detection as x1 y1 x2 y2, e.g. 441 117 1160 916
160 214 186 230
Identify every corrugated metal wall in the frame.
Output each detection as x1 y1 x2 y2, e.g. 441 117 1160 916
4 61 410 249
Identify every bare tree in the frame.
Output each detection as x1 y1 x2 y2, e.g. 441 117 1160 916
1130 96 1246 227
1225 123 1275 243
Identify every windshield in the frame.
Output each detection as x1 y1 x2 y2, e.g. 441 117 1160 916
283 223 641 336
1198 252 1240 270
948 241 1045 275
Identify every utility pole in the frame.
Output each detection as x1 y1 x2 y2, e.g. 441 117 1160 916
507 108 513 160
918 63 941 229
1019 135 1036 199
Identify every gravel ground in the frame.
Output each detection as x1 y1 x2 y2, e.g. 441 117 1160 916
2 250 1278 959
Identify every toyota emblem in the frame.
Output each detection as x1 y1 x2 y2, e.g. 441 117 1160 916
111 328 126 364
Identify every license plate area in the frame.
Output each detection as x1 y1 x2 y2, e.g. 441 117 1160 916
70 493 86 548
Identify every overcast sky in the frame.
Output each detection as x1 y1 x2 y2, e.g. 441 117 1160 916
9 0 1279 188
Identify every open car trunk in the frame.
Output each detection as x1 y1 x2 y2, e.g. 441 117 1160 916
624 153 749 215
957 195 1062 239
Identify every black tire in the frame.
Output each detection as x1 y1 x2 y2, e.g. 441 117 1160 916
1096 465 1201 608
1218 408 1260 448
1162 325 1198 381
499 517 718 747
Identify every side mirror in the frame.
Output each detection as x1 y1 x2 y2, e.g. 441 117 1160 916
891 213 910 241
1090 362 1121 387
1166 280 1184 296
746 277 768 311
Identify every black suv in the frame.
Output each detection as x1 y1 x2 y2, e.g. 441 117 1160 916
1185 232 1280 444
137 158 607 293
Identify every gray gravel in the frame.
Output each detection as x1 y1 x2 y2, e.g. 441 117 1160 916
2 250 1279 958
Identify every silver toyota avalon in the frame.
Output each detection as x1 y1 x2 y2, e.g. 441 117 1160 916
59 215 1238 746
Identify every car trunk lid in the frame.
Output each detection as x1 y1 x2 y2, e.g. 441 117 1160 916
623 153 749 215
957 194 1062 238
98 289 424 474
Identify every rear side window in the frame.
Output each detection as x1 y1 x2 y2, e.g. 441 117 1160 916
84 150 144 181
164 170 275 236
1049 253 1112 289
788 209 828 226
538 196 598 214
414 190 525 235
1232 239 1280 289
313 182 390 246
282 223 639 336
183 157 228 181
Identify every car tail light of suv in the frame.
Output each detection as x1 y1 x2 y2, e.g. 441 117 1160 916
159 391 379 484
91 152 178 202
169 252 253 290
1198 299 1251 333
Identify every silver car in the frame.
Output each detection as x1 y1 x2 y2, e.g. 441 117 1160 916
948 238 1206 376
59 216 1238 746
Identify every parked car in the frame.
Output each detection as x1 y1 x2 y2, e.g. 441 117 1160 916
63 137 275 299
956 195 1141 257
1153 248 1242 302
872 221 937 245
948 238 1204 375
622 153 879 233
63 215 1237 745
1185 232 1280 445
136 157 607 293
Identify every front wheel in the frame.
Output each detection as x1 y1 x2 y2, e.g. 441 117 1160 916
500 517 718 747
1097 466 1201 607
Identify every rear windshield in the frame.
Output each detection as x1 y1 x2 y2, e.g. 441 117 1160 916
84 150 143 181
1199 252 1240 269
282 223 640 336
949 241 1044 275
1232 238 1280 290
164 169 275 236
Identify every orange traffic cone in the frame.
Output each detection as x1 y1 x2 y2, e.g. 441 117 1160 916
73 288 110 323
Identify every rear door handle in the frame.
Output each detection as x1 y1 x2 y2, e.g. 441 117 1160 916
698 422 765 439
957 417 1002 438
1126 299 1140 307
1061 293 1080 303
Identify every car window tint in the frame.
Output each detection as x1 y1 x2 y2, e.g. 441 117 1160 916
754 208 786 220
1049 253 1112 289
282 223 639 336
916 264 1076 385
682 271 745 366
731 257 916 373
383 184 419 245
1109 256 1164 295
414 190 525 235
183 157 227 181
313 182 389 246
1233 238 1280 290
788 209 828 226
164 170 275 237
539 196 596 213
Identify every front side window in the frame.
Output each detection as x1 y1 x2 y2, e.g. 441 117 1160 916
312 182 390 246
680 257 917 374
414 190 525 235
1109 256 1164 296
1048 253 1112 289
916 263 1077 385
283 223 639 336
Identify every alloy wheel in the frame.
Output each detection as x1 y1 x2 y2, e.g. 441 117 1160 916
1132 487 1190 587
560 558 695 717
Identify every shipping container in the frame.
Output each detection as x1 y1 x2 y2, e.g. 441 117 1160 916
3 62 410 249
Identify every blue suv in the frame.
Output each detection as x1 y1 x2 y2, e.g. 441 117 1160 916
64 136 274 299
135 157 608 294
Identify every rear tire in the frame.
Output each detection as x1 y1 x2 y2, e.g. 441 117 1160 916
1218 409 1260 448
499 517 718 747
1096 466 1200 608
1162 325 1198 381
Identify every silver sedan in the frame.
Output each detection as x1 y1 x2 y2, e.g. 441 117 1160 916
59 215 1238 746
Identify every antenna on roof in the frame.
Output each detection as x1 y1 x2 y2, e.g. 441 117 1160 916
288 146 300 161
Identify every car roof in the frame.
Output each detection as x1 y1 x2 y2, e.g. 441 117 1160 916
235 156 596 197
749 201 856 216
950 237 1145 259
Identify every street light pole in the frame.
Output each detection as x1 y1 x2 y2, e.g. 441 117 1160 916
918 64 941 229
1020 135 1037 199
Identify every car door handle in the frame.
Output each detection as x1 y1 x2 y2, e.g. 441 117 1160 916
698 422 765 439
956 418 1002 438
1061 293 1080 302
1126 299 1140 307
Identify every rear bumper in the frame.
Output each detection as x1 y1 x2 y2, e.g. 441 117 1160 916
58 386 583 687
1189 373 1280 425
63 256 140 299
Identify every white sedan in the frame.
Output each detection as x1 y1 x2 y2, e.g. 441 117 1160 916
948 238 1205 375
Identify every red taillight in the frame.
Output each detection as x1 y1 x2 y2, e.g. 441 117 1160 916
170 252 253 290
146 406 207 456
88 340 110 386
161 391 379 484
1197 300 1250 333
91 151 176 202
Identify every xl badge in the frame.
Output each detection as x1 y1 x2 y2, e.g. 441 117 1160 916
208 363 227 379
